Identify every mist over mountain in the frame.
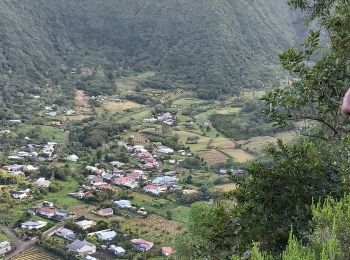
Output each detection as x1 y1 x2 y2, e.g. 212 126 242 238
0 0 296 99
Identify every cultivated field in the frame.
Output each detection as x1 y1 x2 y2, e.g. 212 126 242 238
198 150 229 166
216 107 241 114
136 215 185 235
220 148 255 162
13 247 57 260
238 131 297 152
215 183 237 192
75 90 91 113
102 100 142 112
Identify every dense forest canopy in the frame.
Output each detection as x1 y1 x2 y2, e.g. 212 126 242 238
0 0 297 99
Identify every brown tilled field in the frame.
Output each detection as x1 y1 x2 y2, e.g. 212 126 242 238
136 215 185 235
198 150 229 166
13 247 58 260
75 90 92 113
220 148 255 162
215 183 237 192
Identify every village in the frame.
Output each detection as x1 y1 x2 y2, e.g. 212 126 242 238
0 110 235 259
0 71 294 259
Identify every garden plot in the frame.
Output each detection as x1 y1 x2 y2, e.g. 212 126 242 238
198 150 229 166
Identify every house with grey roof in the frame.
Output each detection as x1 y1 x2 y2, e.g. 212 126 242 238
55 227 76 241
67 240 96 256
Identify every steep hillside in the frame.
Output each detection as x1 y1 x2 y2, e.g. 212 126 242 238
0 0 296 99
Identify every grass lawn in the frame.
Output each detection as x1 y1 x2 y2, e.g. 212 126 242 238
102 100 142 113
168 206 190 223
172 98 203 106
237 131 296 153
116 108 152 123
116 71 155 93
0 232 9 241
14 125 65 142
175 130 212 152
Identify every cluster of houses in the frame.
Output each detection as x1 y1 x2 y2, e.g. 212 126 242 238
143 112 176 127
5 141 58 162
44 219 173 258
27 201 71 221
45 106 76 117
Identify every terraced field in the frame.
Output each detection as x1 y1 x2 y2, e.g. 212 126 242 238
198 150 229 166
13 247 58 260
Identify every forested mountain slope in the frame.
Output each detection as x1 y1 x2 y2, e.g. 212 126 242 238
0 0 296 99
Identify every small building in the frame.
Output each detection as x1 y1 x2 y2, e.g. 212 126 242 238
161 246 174 256
34 178 51 188
12 189 30 199
143 118 158 123
143 184 168 195
183 189 198 195
67 154 79 162
67 240 96 257
0 241 11 256
96 208 114 218
113 200 133 209
36 207 58 218
76 220 97 230
157 147 174 155
55 228 76 241
3 164 24 173
92 230 117 241
108 245 126 256
23 165 38 172
131 239 154 252
112 176 138 189
21 221 47 230
8 119 22 124
87 176 105 186
152 176 178 186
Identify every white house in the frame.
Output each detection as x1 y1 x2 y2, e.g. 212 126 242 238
75 220 97 230
67 154 79 162
157 147 174 154
34 178 51 188
12 189 30 199
113 200 133 209
21 221 47 230
109 245 126 256
88 230 116 241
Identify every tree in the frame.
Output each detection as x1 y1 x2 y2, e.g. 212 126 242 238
233 140 344 253
246 194 350 260
263 0 350 139
174 201 240 259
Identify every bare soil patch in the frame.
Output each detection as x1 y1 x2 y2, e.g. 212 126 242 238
136 215 185 235
220 148 255 162
198 150 229 166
